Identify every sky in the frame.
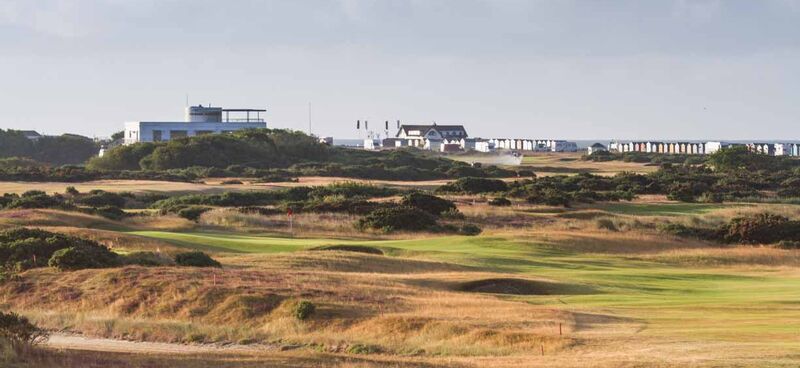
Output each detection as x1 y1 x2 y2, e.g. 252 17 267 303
0 0 798 140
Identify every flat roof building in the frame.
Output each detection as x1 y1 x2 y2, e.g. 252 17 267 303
124 105 267 145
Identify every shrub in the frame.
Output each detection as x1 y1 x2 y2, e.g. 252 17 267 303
122 251 173 266
357 206 438 232
220 179 243 185
65 186 79 195
0 228 105 271
437 177 508 194
48 245 119 271
777 240 800 249
400 192 456 216
458 224 482 236
174 251 221 268
0 311 48 347
596 218 618 232
488 197 511 206
177 206 212 222
657 223 720 240
723 213 800 244
346 343 381 354
293 300 316 320
76 191 127 208
91 205 127 221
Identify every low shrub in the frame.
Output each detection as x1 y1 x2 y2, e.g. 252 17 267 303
777 240 800 249
220 179 243 185
176 206 212 222
91 205 127 221
123 251 173 266
346 343 381 355
0 311 48 348
723 213 800 244
0 228 104 271
436 177 509 194
400 192 456 216
357 206 438 232
657 223 722 241
174 251 221 268
48 244 119 271
488 197 511 206
596 218 618 232
293 300 316 320
75 191 127 208
458 224 482 236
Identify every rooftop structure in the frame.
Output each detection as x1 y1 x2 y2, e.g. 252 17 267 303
124 104 267 145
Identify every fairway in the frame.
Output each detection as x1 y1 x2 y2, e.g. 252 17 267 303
132 229 800 354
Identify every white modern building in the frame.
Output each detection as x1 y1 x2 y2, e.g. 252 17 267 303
123 105 267 145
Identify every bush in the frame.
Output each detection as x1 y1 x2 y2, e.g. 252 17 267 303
0 228 104 271
488 197 511 206
174 251 221 268
220 179 243 185
177 206 212 222
76 191 127 208
346 343 382 355
458 224 482 236
400 192 456 216
657 223 720 240
357 206 438 232
723 213 800 244
0 311 48 347
91 205 127 221
777 240 800 249
48 245 119 271
596 218 618 232
437 177 508 194
122 251 173 266
293 300 316 320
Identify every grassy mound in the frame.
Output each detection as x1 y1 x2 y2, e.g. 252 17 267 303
456 278 593 295
309 245 384 255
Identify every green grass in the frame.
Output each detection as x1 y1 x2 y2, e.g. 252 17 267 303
131 229 800 345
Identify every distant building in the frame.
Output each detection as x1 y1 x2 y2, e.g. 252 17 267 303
123 105 267 145
318 136 333 145
587 143 607 155
19 130 42 141
395 123 468 149
475 139 494 153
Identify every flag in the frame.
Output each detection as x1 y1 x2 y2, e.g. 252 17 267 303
385 121 389 130
356 120 360 129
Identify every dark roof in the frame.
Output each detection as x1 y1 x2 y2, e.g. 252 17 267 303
19 130 41 138
590 143 606 148
397 124 468 137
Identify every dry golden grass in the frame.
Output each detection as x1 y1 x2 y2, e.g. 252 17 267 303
0 252 573 358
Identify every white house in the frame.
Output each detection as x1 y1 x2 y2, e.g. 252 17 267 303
123 105 267 145
394 124 468 151
587 143 607 155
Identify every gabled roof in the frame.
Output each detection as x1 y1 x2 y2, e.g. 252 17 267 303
19 130 41 138
397 124 468 137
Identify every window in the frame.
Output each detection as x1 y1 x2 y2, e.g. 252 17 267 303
170 130 188 139
152 130 162 142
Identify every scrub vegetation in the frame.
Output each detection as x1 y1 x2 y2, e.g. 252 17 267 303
1 140 800 367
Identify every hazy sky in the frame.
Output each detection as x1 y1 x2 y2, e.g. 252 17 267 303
1 0 798 140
